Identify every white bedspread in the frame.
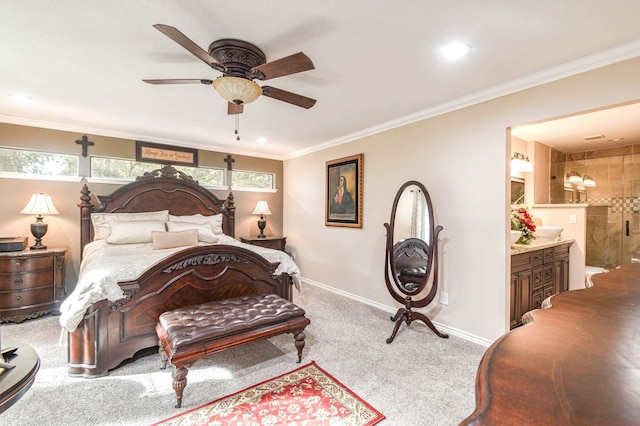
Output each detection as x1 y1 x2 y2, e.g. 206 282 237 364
59 235 301 332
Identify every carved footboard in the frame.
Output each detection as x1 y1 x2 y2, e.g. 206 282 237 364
67 244 291 378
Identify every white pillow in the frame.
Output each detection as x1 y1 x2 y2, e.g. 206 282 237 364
92 210 169 241
169 213 224 235
152 229 198 250
166 221 219 243
106 220 166 244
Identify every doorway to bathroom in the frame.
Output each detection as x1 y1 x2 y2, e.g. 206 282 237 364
511 100 640 270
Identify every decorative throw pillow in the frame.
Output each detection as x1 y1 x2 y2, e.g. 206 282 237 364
92 210 169 241
152 229 199 250
166 221 219 243
106 220 166 244
169 213 224 235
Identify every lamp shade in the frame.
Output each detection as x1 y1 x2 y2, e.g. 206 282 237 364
252 201 272 216
20 193 59 216
212 76 262 105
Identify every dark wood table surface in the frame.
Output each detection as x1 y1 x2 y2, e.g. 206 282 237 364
461 263 640 425
0 340 40 414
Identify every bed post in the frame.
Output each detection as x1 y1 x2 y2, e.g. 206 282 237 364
226 191 236 238
78 183 93 260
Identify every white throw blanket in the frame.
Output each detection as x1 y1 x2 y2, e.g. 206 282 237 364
59 235 300 332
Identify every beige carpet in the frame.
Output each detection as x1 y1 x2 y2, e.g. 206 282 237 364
1 283 486 425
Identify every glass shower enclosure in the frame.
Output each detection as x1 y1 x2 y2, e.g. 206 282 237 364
558 147 640 269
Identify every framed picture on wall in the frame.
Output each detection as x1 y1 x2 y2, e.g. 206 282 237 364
325 154 363 228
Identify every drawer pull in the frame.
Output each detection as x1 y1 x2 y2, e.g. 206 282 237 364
15 261 21 267
14 278 23 285
15 295 22 301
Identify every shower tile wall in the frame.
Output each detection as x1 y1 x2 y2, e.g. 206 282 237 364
561 144 640 268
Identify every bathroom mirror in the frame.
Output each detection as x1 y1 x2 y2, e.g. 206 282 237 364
383 180 448 343
511 178 525 204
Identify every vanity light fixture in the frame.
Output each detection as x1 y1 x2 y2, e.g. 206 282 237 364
511 152 533 172
583 175 596 187
567 171 583 183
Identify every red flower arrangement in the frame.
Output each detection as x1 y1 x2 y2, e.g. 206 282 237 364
511 206 536 244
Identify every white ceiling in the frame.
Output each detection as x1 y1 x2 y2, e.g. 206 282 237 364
511 101 640 153
2 1 640 159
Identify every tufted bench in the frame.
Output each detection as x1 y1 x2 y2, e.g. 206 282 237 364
156 292 311 408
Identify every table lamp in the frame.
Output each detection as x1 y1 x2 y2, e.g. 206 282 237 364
20 193 59 250
252 201 271 238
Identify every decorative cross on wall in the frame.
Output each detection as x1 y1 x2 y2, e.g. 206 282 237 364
75 135 95 157
224 154 235 170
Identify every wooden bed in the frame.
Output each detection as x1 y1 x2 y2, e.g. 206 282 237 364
67 166 295 378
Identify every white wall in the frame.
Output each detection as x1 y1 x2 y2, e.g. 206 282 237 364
284 57 640 343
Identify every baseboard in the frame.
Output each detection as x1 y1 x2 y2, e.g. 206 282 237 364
301 278 492 348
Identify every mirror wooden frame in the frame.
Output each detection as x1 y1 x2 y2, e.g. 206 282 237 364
383 180 448 343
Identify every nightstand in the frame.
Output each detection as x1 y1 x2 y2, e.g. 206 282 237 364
240 236 287 251
0 247 67 323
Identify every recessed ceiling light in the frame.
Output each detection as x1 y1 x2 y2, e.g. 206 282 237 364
9 94 33 104
441 42 471 60
256 137 268 144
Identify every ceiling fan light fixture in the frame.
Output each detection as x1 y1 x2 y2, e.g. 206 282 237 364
212 76 262 105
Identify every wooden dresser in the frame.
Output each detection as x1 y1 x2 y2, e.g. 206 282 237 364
0 247 66 323
461 263 640 425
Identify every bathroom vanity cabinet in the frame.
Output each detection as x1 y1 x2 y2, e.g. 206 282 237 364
510 241 571 329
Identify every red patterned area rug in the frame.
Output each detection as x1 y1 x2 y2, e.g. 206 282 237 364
152 361 385 426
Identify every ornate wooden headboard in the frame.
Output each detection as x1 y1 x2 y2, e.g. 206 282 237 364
79 165 235 254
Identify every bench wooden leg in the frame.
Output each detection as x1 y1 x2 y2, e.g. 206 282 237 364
294 329 306 363
158 341 168 370
172 365 189 408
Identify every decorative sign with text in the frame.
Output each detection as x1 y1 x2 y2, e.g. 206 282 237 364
136 141 198 167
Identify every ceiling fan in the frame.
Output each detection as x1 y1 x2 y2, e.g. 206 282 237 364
143 24 316 115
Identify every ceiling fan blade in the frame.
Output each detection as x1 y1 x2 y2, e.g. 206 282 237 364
251 52 314 80
261 86 316 109
143 79 213 85
227 102 243 115
153 24 226 72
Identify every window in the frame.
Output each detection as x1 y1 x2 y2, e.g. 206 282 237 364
231 170 275 191
90 156 224 187
0 147 79 178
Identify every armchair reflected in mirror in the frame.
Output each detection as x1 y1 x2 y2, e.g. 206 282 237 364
383 181 448 343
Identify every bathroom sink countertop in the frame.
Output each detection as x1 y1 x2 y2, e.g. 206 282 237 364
510 239 575 255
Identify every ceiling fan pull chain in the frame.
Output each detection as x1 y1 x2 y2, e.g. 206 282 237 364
235 114 240 141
